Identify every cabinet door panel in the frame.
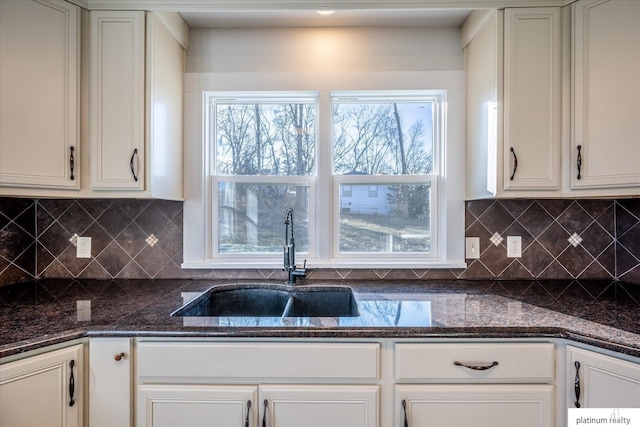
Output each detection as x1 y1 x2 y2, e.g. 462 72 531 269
397 385 553 427
0 344 83 427
137 385 257 427
90 11 145 190
572 0 640 189
504 8 561 191
568 346 640 408
261 385 379 427
0 0 79 189
90 338 132 427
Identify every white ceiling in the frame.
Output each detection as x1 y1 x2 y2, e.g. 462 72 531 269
179 9 472 29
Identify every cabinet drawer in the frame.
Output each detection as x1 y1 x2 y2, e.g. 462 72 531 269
138 341 379 381
395 343 554 382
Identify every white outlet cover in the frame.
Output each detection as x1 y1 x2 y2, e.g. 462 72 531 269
507 236 522 258
76 236 91 258
465 237 480 259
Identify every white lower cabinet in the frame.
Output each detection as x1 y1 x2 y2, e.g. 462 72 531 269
261 385 379 427
135 340 381 427
395 342 555 427
137 384 257 427
568 346 640 409
137 384 378 427
397 385 554 427
0 344 83 427
89 338 132 427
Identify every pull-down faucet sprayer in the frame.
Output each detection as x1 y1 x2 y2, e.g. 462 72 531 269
284 208 306 284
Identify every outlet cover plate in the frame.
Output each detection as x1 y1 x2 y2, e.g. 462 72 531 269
77 236 91 258
465 237 480 259
507 236 522 258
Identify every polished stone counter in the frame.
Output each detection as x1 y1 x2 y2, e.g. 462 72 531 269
1 279 639 359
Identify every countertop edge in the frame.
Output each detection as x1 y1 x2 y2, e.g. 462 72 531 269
2 326 639 360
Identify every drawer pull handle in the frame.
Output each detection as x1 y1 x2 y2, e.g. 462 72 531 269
262 399 268 427
574 361 581 408
114 352 125 361
509 147 518 181
130 148 139 182
245 400 251 427
576 145 582 180
402 399 409 427
69 146 75 181
453 361 499 371
68 360 75 407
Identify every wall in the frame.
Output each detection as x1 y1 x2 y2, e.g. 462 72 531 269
187 27 464 73
1 197 639 286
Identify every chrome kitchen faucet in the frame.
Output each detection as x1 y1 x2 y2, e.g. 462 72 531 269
283 208 306 284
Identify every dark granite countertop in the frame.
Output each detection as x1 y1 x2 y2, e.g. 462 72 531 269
1 279 639 359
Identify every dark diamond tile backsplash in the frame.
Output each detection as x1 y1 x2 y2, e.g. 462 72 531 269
1 197 639 286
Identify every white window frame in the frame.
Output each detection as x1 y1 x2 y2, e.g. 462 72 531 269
205 92 317 263
330 91 444 264
182 71 466 270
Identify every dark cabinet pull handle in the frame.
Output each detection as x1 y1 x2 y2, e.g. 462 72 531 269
245 400 251 427
68 360 75 407
130 148 139 182
69 147 75 181
574 361 581 408
454 361 499 371
114 352 125 361
576 145 582 180
509 147 518 181
402 399 409 427
262 399 268 427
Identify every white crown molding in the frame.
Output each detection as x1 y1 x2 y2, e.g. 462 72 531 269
79 0 577 12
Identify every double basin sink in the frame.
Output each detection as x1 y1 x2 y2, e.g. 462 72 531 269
172 283 359 318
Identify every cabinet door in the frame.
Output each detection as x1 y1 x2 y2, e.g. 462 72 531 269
90 11 145 190
568 346 640 408
0 344 83 427
572 0 640 189
503 7 561 191
0 0 79 189
89 338 131 427
137 385 257 427
397 385 553 427
260 385 379 427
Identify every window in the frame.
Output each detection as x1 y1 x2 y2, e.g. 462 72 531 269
331 93 440 258
211 93 315 256
185 86 464 269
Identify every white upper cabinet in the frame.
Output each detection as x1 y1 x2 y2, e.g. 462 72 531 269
464 8 562 199
89 11 185 199
90 11 145 191
0 0 80 190
465 1 640 199
503 7 561 192
571 0 640 190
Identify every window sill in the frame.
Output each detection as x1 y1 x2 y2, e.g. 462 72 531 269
181 260 467 270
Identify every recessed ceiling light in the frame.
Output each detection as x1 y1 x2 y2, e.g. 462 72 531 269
316 9 335 16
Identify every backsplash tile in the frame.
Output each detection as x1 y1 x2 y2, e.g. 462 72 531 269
1 197 639 286
463 199 617 281
617 199 640 284
0 198 35 284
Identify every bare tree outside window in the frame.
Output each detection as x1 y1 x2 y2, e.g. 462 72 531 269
333 99 435 254
214 101 314 253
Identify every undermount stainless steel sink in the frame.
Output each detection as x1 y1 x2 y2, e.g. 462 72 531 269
171 283 359 318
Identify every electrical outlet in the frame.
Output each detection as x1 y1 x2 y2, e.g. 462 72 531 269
76 236 91 258
465 237 480 259
507 236 522 258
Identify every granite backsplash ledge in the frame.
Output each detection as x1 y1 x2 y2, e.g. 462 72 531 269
0 197 639 286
